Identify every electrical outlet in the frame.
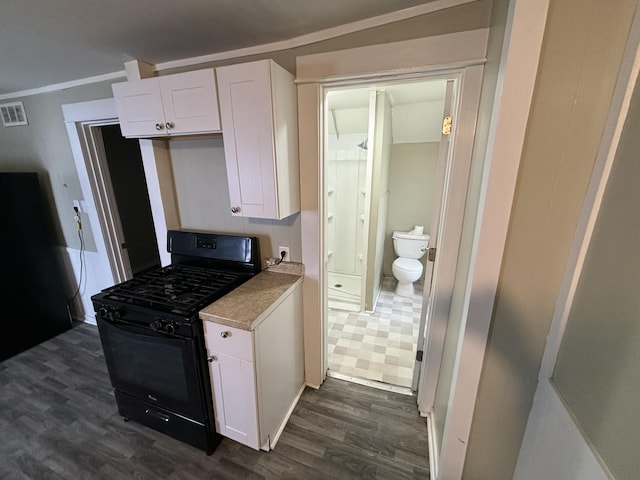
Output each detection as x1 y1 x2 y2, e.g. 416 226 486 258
278 245 290 262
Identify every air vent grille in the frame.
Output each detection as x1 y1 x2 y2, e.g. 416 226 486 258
1 101 28 126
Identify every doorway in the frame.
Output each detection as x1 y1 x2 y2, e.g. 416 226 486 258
99 125 160 276
324 77 453 391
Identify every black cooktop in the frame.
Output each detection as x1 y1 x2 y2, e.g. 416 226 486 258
92 230 261 318
95 263 249 316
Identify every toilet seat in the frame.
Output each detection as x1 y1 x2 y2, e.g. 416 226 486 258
392 257 422 273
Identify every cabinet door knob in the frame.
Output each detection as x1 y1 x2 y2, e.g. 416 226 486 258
165 122 174 130
231 207 241 214
207 355 217 362
220 331 230 338
155 123 164 131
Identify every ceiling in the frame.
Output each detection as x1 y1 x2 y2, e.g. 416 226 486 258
0 0 441 96
327 80 448 143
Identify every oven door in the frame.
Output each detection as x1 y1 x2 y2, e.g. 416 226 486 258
97 317 206 422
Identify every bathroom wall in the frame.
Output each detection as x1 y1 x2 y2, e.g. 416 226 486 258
364 91 392 311
168 136 302 264
383 142 439 277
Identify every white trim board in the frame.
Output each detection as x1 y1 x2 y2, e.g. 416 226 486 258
0 71 126 101
0 0 478 100
62 98 121 321
436 1 550 478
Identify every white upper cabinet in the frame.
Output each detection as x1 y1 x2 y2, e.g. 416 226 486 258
112 69 221 138
216 60 300 220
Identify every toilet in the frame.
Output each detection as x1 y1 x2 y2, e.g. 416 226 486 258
391 226 430 297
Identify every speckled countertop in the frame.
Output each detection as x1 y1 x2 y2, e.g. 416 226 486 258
199 262 304 331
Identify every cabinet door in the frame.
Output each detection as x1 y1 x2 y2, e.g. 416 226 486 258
208 351 260 450
217 61 278 219
112 78 165 137
160 69 221 135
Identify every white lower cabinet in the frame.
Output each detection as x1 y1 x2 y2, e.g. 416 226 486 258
208 349 260 448
203 283 303 450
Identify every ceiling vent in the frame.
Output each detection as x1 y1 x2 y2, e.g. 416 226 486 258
1 101 28 126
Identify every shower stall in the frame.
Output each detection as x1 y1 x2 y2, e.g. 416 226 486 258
326 132 368 311
325 89 391 312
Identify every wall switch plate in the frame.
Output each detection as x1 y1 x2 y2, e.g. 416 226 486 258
278 245 290 262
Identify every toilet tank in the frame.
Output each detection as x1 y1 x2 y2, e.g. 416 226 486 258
392 231 430 259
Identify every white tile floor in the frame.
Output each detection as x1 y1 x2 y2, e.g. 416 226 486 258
327 277 424 388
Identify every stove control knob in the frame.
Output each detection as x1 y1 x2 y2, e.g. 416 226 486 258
98 307 109 318
165 323 176 334
220 331 230 338
150 319 162 332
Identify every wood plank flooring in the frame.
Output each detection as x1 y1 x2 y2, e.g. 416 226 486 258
0 323 429 479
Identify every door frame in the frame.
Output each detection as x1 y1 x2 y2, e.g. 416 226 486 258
63 97 177 325
320 68 480 397
63 99 132 285
297 29 488 478
297 2 550 474
297 27 491 387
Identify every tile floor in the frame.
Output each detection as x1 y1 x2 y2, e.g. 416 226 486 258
327 276 424 389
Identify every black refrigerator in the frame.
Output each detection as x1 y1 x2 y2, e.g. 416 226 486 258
0 172 71 361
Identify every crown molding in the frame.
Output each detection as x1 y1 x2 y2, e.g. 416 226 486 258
0 0 478 100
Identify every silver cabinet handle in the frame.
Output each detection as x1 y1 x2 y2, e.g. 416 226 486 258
220 331 230 338
165 122 174 130
231 207 241 214
207 355 217 362
155 123 164 131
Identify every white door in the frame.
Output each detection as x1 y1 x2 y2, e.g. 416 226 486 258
412 79 456 390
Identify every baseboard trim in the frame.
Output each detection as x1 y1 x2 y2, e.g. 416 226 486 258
427 412 438 480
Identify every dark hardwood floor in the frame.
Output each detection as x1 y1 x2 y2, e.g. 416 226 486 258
0 323 430 479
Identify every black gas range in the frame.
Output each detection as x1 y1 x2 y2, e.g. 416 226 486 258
91 230 260 453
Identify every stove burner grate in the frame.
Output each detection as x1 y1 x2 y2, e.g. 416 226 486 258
100 264 246 315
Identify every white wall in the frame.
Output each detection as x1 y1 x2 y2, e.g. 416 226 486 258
169 137 302 264
384 142 438 277
59 246 113 324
